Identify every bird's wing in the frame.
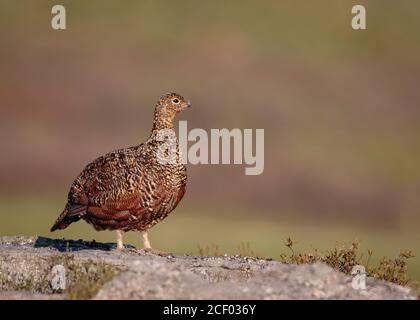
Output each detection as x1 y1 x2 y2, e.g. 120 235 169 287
51 148 145 231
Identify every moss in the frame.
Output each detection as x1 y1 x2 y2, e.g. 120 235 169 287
0 256 50 292
65 261 120 300
46 254 122 300
0 271 43 291
0 253 122 299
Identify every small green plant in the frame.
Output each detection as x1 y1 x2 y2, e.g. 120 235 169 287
238 241 260 258
367 250 415 286
279 238 415 287
197 243 222 257
196 242 261 258
195 238 415 289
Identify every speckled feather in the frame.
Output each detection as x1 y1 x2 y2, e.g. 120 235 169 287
51 93 189 233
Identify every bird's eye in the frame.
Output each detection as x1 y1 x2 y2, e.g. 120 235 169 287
172 98 180 104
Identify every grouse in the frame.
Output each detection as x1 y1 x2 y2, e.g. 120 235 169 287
50 93 191 250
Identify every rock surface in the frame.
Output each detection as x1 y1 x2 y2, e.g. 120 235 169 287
0 236 415 300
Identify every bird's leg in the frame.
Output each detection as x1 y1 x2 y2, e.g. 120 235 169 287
116 230 124 250
136 231 168 256
142 231 151 249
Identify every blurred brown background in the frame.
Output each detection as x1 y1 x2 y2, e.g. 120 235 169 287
0 1 419 279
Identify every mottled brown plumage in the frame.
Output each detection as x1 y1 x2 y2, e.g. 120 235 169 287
51 93 191 250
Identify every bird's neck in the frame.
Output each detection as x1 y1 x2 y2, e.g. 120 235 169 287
152 118 174 132
151 109 175 133
148 115 181 165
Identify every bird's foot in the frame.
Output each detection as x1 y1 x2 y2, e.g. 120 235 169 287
114 244 127 252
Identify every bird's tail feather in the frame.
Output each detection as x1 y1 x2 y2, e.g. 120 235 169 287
50 203 87 232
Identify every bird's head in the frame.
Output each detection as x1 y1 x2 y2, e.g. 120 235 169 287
153 93 191 131
156 93 191 114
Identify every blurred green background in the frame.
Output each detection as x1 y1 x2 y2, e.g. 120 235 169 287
0 1 419 280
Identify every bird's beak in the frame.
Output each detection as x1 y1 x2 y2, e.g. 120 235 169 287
187 101 192 108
